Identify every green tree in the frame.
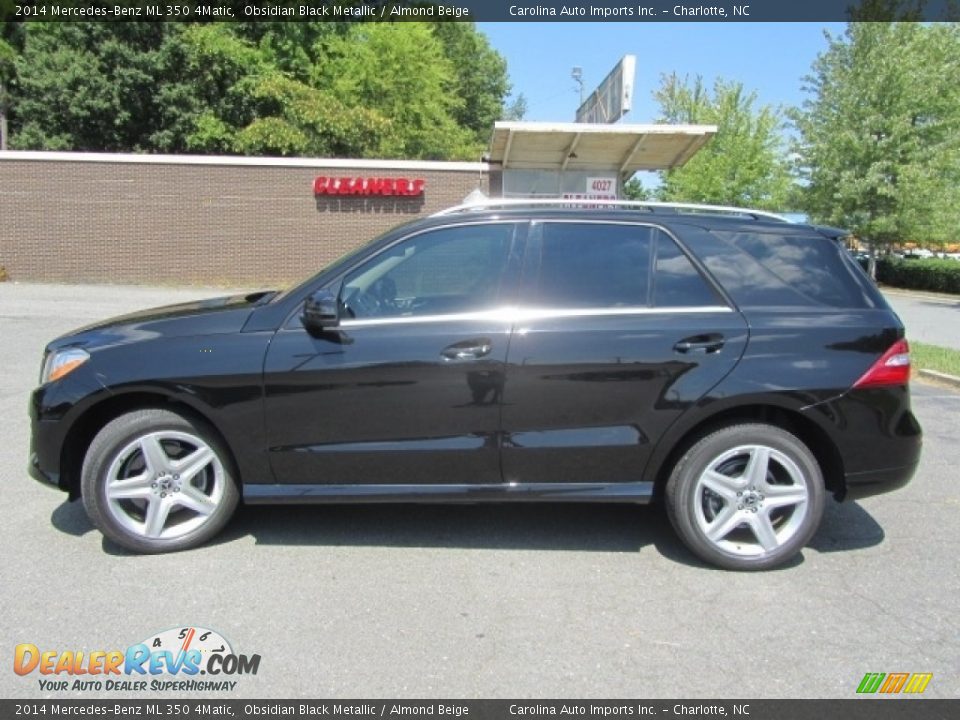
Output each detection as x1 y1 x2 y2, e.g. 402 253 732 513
317 23 477 159
149 23 265 153
791 22 960 271
653 74 793 210
5 21 511 161
621 177 652 201
502 93 528 121
0 36 16 150
1 21 25 150
431 22 510 143
231 73 390 158
12 23 170 151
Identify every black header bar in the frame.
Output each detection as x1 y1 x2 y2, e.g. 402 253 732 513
3 0 959 23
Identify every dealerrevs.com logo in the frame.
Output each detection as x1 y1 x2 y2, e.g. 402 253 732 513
14 626 261 693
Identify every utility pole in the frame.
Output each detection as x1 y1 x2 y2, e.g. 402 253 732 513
571 67 584 107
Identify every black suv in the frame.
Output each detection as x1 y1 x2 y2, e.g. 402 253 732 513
29 201 922 569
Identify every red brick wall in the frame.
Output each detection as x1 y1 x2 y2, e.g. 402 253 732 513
0 154 488 287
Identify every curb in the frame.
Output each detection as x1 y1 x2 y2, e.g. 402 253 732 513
880 287 960 304
918 369 960 389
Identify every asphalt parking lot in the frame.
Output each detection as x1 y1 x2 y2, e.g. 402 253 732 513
1 282 958 699
885 289 960 350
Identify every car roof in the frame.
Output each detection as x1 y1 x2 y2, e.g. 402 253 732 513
408 205 825 237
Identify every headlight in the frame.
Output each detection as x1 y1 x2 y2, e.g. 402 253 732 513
41 348 90 384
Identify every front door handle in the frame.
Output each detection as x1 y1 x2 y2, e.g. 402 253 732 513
441 339 493 361
674 333 725 354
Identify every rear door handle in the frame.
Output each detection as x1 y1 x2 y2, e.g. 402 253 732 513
441 339 493 361
674 333 725 354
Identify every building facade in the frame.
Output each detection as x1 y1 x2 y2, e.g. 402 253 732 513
0 153 488 286
0 122 714 286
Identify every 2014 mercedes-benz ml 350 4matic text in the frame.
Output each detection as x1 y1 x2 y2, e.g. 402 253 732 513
29 200 922 569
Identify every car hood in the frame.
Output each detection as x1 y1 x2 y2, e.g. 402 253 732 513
48 291 275 351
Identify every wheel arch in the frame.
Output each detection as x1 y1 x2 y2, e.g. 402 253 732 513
60 391 240 500
649 402 846 502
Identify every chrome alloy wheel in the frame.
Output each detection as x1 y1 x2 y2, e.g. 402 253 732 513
693 444 810 557
104 431 226 541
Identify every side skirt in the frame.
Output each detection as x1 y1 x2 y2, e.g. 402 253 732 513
243 481 654 505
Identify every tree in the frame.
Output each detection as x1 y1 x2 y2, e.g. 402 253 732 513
653 74 793 210
791 22 960 271
0 39 15 150
621 177 652 201
431 22 511 143
317 23 478 159
6 21 510 161
502 93 528 121
1 21 25 150
11 23 174 151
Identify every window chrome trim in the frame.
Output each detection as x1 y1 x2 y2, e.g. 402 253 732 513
340 305 732 328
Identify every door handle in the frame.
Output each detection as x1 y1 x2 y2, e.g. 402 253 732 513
674 334 725 354
441 339 493 361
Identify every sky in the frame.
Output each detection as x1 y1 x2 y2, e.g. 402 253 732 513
478 22 848 124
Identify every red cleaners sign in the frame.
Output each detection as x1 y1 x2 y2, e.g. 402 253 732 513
313 177 426 197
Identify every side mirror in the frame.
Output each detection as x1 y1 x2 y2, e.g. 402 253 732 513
302 289 339 335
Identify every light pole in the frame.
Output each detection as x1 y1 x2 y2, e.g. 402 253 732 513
571 67 584 108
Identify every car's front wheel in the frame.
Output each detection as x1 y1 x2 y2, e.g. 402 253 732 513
665 423 825 571
81 409 239 553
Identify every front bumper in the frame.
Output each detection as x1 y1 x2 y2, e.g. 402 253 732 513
28 386 71 494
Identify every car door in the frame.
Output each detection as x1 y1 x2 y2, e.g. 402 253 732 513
500 220 749 490
262 221 524 487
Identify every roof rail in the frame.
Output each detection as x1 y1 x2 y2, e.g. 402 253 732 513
431 198 792 223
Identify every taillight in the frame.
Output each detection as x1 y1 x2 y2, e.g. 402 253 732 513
853 339 911 389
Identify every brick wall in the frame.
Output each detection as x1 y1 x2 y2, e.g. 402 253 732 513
0 154 488 287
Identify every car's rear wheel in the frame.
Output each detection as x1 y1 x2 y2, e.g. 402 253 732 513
81 409 238 553
665 423 825 571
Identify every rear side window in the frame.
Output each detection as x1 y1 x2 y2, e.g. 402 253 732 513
534 223 724 309
536 223 652 308
653 234 724 307
708 229 878 309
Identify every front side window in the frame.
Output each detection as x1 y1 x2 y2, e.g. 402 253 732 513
340 224 515 320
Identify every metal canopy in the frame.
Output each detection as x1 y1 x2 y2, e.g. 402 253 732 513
488 121 717 177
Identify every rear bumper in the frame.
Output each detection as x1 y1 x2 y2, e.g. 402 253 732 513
804 385 922 501
843 461 919 501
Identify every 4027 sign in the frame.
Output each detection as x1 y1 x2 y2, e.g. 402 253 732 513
586 177 617 199
13 626 261 693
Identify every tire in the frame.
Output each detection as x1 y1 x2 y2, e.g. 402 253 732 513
665 423 825 571
81 409 239 554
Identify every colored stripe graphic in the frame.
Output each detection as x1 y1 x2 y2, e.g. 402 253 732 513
879 672 910 693
856 672 932 694
857 673 885 693
903 673 933 694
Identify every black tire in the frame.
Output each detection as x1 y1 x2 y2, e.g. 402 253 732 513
665 423 825 571
81 408 239 554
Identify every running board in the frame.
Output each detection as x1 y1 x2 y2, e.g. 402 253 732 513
243 481 654 504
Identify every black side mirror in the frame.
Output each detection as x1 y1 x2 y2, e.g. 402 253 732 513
302 289 339 335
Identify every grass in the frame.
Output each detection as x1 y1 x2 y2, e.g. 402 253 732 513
911 341 960 378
